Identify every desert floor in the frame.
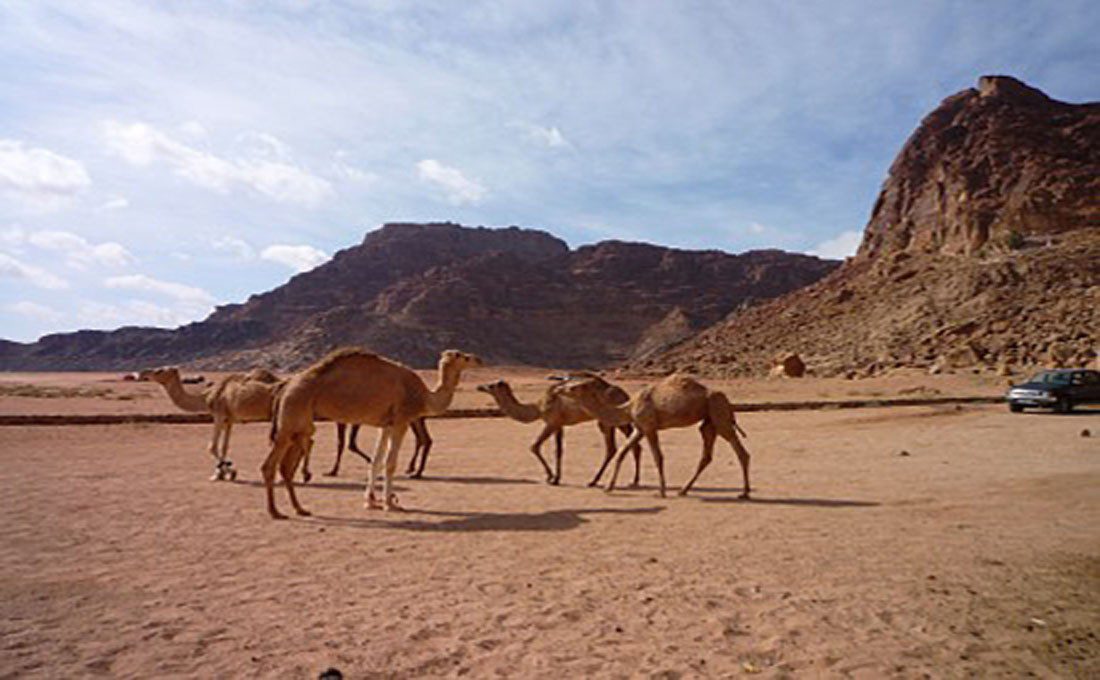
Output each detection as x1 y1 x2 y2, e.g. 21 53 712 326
1 371 1098 678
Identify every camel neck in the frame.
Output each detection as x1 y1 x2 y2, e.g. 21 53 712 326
489 387 541 424
423 362 463 416
160 377 209 413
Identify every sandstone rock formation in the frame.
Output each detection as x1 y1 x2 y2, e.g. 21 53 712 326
639 76 1099 378
0 223 837 371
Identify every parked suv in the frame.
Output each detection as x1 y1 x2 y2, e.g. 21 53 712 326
1006 368 1100 413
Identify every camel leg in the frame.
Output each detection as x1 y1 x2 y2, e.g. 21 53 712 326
679 421 717 496
327 422 347 476
411 419 433 478
606 430 644 493
382 425 409 511
587 423 617 487
622 424 643 489
280 438 311 517
528 424 557 483
299 434 314 484
551 429 564 485
261 437 292 520
217 420 236 481
721 429 752 499
348 425 370 463
643 431 667 498
208 417 226 480
710 394 752 499
365 428 390 510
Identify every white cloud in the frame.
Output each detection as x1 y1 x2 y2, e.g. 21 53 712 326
212 235 255 261
25 230 134 268
332 151 378 184
102 121 334 206
0 252 69 289
7 300 62 322
260 244 328 273
104 273 215 304
416 159 487 205
99 196 129 210
78 299 210 329
748 222 766 235
0 139 91 209
810 229 863 259
514 123 571 149
178 121 207 139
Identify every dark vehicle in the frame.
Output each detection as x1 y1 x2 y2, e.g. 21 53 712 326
1006 368 1100 413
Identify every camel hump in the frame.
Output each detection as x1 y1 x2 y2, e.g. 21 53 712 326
303 347 382 378
245 368 280 383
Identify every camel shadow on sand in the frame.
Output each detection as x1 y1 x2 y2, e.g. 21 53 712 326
233 473 538 493
300 505 665 533
698 495 880 508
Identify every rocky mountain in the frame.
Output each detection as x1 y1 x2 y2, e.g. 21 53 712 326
0 222 838 371
638 76 1099 378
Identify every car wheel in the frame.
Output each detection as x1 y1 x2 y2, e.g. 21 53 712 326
1009 403 1024 413
1055 397 1073 414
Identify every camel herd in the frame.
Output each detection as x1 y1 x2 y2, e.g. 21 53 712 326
141 348 753 519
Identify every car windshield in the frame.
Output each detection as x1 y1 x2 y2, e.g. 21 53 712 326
1028 371 1072 385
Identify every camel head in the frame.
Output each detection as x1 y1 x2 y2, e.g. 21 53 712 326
439 349 484 374
137 366 180 385
475 379 511 398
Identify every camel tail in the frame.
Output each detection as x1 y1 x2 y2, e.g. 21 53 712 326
269 381 289 444
730 406 748 439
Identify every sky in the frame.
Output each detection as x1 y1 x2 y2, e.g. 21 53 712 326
1 1 1097 343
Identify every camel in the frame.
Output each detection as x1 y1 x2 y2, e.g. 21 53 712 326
263 348 482 519
475 377 643 486
139 366 335 482
559 374 752 499
328 419 434 478
203 368 284 481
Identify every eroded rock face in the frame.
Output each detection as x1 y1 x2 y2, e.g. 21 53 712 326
640 77 1099 378
859 75 1099 259
0 224 838 370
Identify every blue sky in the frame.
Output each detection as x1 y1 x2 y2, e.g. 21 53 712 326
1 1 1097 342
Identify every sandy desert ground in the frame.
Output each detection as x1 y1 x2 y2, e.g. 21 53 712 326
1 371 1098 678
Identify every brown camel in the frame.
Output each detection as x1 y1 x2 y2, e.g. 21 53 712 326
139 366 338 482
329 419 433 478
263 348 482 519
475 378 642 486
559 374 751 498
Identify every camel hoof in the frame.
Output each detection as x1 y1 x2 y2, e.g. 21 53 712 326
269 511 288 520
677 489 688 497
295 508 312 517
323 471 337 477
586 481 599 488
739 492 751 500
384 494 403 512
301 472 312 484
365 497 383 510
227 469 238 482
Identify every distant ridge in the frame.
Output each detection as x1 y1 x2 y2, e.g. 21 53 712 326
0 222 837 370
